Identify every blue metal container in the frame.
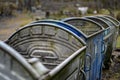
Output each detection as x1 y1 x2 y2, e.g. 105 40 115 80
62 17 104 80
84 16 115 69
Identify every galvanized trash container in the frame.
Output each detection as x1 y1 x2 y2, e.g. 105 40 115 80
84 16 115 69
95 16 119 68
62 17 104 80
6 20 87 80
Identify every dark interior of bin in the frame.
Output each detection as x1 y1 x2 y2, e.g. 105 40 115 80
104 16 120 26
7 25 83 69
63 19 102 36
96 16 115 27
85 17 109 29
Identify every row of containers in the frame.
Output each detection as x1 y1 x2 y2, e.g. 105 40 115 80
0 15 120 80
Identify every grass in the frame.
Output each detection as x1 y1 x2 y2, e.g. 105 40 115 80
116 36 120 48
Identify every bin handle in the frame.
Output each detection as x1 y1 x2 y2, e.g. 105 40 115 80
85 54 91 72
102 41 106 54
80 69 86 80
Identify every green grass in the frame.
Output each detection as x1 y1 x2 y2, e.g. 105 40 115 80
116 36 120 48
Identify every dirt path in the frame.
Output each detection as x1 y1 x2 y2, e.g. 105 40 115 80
0 18 19 40
102 51 120 80
0 14 32 41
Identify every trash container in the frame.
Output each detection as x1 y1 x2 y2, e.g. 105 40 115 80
62 17 104 80
6 20 87 80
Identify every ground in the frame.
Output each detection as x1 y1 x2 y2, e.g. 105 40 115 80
102 51 120 80
0 12 120 80
0 13 33 41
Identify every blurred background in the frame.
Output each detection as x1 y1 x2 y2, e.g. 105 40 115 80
0 0 120 19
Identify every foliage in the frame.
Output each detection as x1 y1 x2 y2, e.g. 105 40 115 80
87 9 94 14
0 2 17 16
116 36 120 48
98 9 110 15
116 12 120 21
